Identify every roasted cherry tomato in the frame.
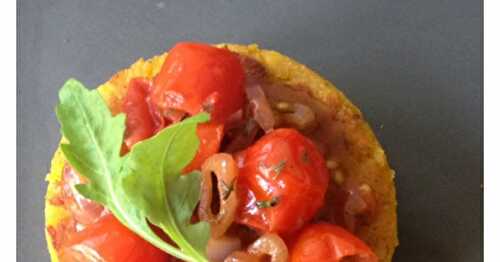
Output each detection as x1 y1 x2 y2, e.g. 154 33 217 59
123 78 165 149
235 128 329 234
290 223 378 262
58 214 170 262
184 123 224 172
123 77 221 172
152 42 245 124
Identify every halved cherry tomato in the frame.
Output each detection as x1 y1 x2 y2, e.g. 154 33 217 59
184 123 224 172
152 42 245 124
290 223 378 262
58 214 170 262
123 78 166 150
235 128 329 234
123 78 222 172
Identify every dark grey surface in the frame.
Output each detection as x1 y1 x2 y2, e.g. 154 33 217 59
18 0 483 261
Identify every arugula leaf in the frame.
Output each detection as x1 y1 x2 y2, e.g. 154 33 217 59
56 79 125 206
122 113 210 261
56 79 210 262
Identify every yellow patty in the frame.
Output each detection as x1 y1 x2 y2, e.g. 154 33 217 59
45 44 398 262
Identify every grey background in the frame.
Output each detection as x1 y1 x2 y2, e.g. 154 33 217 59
18 0 483 261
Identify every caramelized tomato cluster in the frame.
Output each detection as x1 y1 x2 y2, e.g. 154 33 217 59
50 42 377 262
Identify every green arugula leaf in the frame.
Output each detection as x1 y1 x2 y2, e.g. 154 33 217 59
56 79 210 262
122 113 210 261
56 79 125 206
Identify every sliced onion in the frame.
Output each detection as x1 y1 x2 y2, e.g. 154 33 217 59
199 153 239 238
224 251 260 262
207 235 242 262
239 55 267 86
61 166 107 226
344 182 377 232
234 54 276 132
247 233 288 262
225 109 245 131
223 119 260 153
225 234 288 262
278 103 316 131
246 84 275 132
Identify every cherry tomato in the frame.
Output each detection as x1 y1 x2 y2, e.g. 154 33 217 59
123 78 166 149
152 42 245 124
58 214 171 262
184 123 224 172
290 223 378 262
235 128 329 234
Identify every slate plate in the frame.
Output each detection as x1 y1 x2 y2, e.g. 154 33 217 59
18 0 483 261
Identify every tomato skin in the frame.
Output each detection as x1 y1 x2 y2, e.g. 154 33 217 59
235 128 329 234
152 42 245 124
290 223 378 262
59 214 170 262
184 123 224 172
123 78 166 149
123 78 222 172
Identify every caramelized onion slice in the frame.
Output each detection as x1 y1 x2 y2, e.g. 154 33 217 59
223 119 260 153
247 233 288 262
199 153 239 238
344 182 377 232
207 235 242 262
225 233 288 262
276 102 316 131
246 84 275 132
224 251 260 262
60 165 107 226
